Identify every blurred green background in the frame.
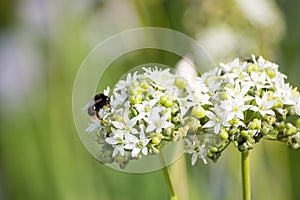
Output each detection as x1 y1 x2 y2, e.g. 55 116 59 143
0 0 300 199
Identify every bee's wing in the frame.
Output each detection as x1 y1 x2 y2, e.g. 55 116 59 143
81 101 94 113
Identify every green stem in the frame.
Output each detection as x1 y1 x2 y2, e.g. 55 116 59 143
241 151 251 200
159 153 177 200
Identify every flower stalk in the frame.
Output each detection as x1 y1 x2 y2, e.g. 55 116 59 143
241 151 251 200
160 153 177 200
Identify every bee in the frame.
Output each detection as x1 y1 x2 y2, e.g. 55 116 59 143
84 93 110 120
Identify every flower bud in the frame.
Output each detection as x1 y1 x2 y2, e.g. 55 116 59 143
285 123 297 135
129 94 142 104
192 105 206 118
139 80 149 89
246 64 259 73
160 95 173 108
210 147 218 153
239 143 248 152
219 129 229 140
163 127 173 136
241 130 248 137
265 67 276 78
296 118 300 127
185 117 201 132
288 106 296 116
229 117 239 125
275 121 285 131
175 77 187 89
152 134 163 145
265 116 276 126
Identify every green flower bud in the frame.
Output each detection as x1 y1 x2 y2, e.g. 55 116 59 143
265 116 276 126
145 105 151 112
152 134 162 145
288 106 296 116
246 64 259 73
219 129 229 140
229 117 239 125
171 103 179 114
129 94 142 104
273 98 283 108
112 114 124 122
229 127 239 135
261 125 270 135
246 136 255 144
175 77 187 89
296 118 300 127
139 80 149 89
265 67 276 78
248 118 261 130
241 130 248 137
172 116 180 123
210 147 218 153
127 82 139 94
192 105 206 118
239 143 248 152
285 123 297 135
160 95 173 107
163 127 173 136
177 126 189 137
275 121 285 131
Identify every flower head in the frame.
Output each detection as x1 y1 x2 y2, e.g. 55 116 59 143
85 66 204 168
185 55 300 165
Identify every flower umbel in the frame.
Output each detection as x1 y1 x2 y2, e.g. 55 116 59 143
85 66 202 168
183 55 300 165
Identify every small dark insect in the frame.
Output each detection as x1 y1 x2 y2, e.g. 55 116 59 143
244 56 259 63
87 93 110 120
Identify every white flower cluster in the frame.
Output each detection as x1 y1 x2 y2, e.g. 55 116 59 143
184 56 300 165
85 56 300 167
87 67 199 168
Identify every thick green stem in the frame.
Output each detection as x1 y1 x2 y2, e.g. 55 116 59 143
159 153 177 200
241 151 251 200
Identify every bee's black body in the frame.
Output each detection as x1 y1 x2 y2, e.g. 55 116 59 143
88 93 110 120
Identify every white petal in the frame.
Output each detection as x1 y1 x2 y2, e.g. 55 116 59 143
237 111 244 120
265 110 275 116
191 153 198 165
142 147 148 155
214 123 221 134
112 121 125 129
130 128 139 135
226 112 235 122
184 138 192 146
155 127 162 133
132 147 141 157
124 143 135 150
119 147 125 156
250 106 259 112
146 123 156 133
162 121 173 129
206 111 216 119
112 147 119 157
105 138 118 145
203 121 215 128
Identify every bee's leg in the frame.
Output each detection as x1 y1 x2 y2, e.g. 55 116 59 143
96 112 100 120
